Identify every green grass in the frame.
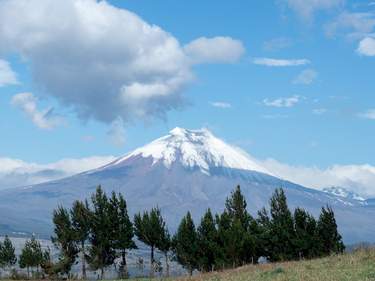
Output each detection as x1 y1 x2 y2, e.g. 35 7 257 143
164 248 375 281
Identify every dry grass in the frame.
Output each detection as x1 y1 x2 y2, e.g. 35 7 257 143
173 248 375 281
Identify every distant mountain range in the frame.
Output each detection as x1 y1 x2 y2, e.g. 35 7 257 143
0 127 374 243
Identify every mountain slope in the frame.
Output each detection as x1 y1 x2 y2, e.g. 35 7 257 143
0 128 374 243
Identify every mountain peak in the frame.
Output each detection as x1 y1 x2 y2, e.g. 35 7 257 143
107 127 271 175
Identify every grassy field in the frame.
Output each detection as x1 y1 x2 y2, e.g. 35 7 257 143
171 248 375 281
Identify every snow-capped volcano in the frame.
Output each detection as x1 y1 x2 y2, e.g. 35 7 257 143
103 127 270 175
0 127 374 244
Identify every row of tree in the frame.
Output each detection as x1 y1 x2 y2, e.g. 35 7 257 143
8 185 344 279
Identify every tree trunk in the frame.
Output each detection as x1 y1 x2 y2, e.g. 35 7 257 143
150 245 154 278
164 252 169 277
100 267 104 280
27 266 30 279
82 241 87 279
121 250 128 278
189 267 193 276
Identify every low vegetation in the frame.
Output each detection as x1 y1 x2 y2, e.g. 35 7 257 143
175 247 375 281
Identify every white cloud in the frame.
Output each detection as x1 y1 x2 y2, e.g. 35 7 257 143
107 117 126 147
184 36 245 64
0 0 243 127
313 108 328 115
210 101 232 109
261 158 375 198
325 12 375 39
0 156 116 190
253 57 310 66
0 59 17 87
263 95 301 107
285 0 344 22
293 69 318 84
357 37 375 56
263 37 292 51
11 92 64 130
358 109 375 119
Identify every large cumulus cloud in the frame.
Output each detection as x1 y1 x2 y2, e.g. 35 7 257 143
0 0 244 126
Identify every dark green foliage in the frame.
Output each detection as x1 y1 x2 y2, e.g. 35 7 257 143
71 200 91 279
87 186 116 279
317 206 345 255
0 235 17 268
197 209 220 271
158 226 172 277
173 211 199 275
268 188 296 261
109 192 136 279
52 206 79 276
19 236 43 278
217 185 257 267
293 208 319 259
134 207 166 277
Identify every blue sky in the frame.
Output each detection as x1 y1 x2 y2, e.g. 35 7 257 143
1 0 375 195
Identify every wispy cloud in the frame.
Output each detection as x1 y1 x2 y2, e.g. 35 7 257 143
210 101 232 109
358 109 375 119
313 108 328 115
107 117 126 147
284 0 344 23
253 57 310 67
261 158 375 198
293 69 318 84
0 156 116 190
263 37 292 51
357 37 375 56
184 37 245 64
263 95 301 107
0 59 18 87
11 93 64 130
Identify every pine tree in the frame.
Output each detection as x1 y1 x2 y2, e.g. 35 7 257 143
221 185 257 266
71 200 91 279
268 188 296 261
293 208 318 259
88 186 116 279
19 236 43 278
158 227 171 277
52 206 79 276
109 192 136 279
196 208 219 272
0 235 17 269
256 207 272 259
134 207 166 277
173 212 198 276
317 206 345 255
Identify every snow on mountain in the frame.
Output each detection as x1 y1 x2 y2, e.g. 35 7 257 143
0 127 375 244
101 127 271 175
322 186 365 202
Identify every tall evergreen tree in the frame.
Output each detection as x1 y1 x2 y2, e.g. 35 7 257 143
158 227 171 277
268 188 296 261
19 236 43 278
71 200 91 279
317 206 345 255
109 192 136 278
173 212 198 276
256 207 272 259
134 207 165 277
0 235 17 269
88 186 116 279
222 185 257 266
196 208 219 272
293 208 318 259
52 206 79 276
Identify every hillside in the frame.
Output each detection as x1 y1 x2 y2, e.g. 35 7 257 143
173 249 375 281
